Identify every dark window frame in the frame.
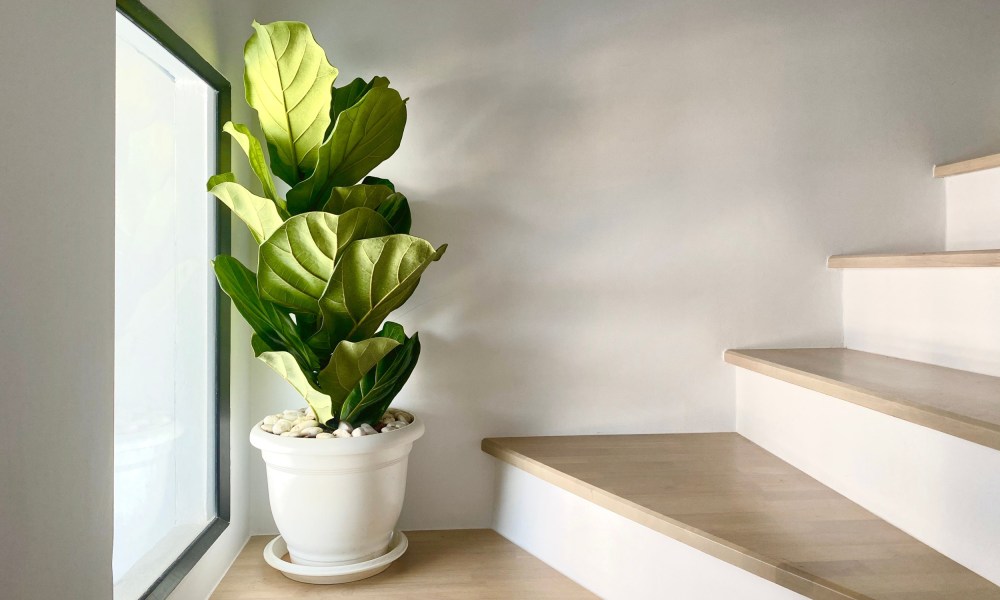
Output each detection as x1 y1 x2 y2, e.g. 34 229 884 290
115 1 232 598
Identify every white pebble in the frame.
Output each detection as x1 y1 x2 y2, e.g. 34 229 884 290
359 423 377 436
282 410 301 419
297 419 318 429
337 421 353 433
333 429 352 438
259 423 273 433
351 427 365 437
271 419 292 434
394 410 413 424
315 432 334 439
263 415 279 425
280 431 302 437
301 427 324 437
303 407 316 420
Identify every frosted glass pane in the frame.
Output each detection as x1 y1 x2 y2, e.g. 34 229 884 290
113 13 217 599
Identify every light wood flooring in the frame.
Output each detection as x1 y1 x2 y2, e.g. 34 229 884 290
211 529 595 599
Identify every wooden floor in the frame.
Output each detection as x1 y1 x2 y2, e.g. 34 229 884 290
827 249 1000 268
211 529 595 599
725 347 1000 450
483 433 1000 600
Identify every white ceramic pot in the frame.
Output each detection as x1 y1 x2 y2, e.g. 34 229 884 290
249 416 425 567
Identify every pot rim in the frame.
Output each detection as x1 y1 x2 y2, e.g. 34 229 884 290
249 414 425 456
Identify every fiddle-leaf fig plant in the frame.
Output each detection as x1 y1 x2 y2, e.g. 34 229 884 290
211 20 446 429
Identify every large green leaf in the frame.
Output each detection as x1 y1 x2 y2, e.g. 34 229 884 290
319 235 447 345
376 192 411 234
328 76 389 136
209 179 283 244
342 323 421 425
223 122 281 209
212 255 319 371
322 184 393 214
316 337 400 416
362 175 394 191
258 350 335 425
321 184 410 233
244 20 338 186
286 86 407 214
258 209 393 313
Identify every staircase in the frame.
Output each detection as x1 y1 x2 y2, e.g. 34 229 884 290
482 154 1000 599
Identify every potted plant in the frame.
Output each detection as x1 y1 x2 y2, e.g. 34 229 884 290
209 20 446 582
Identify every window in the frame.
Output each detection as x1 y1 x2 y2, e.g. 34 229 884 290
114 2 230 598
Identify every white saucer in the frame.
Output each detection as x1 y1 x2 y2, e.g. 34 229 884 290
263 530 409 584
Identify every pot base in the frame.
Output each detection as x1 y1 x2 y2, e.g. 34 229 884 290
262 530 409 585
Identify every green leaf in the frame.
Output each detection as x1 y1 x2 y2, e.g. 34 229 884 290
223 122 282 208
257 209 393 313
251 333 272 356
321 184 411 233
322 184 394 214
209 180 284 244
244 20 338 186
258 350 336 426
316 337 400 417
342 326 421 425
376 192 411 234
329 76 389 135
286 86 407 214
362 175 394 191
208 172 236 187
212 255 319 371
319 235 447 345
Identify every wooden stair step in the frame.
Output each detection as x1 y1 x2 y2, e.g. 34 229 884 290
828 249 1000 268
726 348 1000 450
483 433 1000 600
934 152 1000 178
211 529 596 599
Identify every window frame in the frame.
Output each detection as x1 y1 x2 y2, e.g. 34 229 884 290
115 1 232 598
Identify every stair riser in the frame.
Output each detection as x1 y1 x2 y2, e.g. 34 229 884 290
946 168 1000 250
490 462 808 600
843 268 1000 377
736 369 1000 585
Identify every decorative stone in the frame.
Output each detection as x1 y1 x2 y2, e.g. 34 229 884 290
260 409 415 436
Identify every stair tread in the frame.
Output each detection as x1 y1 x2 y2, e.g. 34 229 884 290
828 249 1000 268
934 152 1000 177
726 348 1000 450
483 433 1000 600
211 529 596 599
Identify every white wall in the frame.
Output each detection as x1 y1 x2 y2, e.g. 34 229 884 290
240 0 1000 531
0 0 114 597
